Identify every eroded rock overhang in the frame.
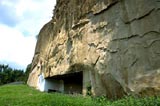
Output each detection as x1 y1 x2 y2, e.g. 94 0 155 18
28 0 160 99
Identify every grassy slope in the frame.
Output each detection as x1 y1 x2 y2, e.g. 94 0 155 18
0 85 160 106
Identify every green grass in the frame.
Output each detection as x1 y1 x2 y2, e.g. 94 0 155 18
0 85 160 106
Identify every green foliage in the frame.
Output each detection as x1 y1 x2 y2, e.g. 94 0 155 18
24 63 32 83
0 64 25 85
0 85 160 106
86 85 92 96
111 96 160 106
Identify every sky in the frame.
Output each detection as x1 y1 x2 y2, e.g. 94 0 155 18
0 0 56 70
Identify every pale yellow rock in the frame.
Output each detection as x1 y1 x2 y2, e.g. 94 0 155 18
28 0 160 99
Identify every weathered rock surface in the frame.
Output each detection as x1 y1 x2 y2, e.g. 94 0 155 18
28 0 160 99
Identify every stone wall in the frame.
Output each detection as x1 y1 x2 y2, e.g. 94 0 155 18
28 0 160 99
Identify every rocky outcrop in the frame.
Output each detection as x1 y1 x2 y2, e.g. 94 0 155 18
28 0 160 99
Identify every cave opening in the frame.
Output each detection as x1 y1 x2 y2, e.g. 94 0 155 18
46 71 83 94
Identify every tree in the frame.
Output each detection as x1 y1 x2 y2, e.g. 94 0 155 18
0 64 25 85
24 63 32 83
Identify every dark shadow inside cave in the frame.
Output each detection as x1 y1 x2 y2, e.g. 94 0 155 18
46 71 83 94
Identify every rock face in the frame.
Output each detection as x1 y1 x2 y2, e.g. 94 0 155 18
28 0 160 99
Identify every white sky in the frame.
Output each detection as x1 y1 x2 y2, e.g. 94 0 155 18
0 0 56 70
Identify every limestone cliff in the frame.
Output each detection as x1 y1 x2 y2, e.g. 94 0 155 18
28 0 160 99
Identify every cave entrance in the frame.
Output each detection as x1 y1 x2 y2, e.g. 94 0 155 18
47 71 83 94
63 71 83 94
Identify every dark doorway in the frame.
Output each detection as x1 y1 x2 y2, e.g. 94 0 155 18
47 71 83 94
63 71 83 94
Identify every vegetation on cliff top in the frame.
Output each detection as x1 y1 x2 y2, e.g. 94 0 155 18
0 85 160 106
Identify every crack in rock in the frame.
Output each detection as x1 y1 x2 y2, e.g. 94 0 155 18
125 9 155 24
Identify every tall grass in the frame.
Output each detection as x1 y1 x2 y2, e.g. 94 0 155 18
0 85 159 106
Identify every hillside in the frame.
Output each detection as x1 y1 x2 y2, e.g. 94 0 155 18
0 85 160 106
